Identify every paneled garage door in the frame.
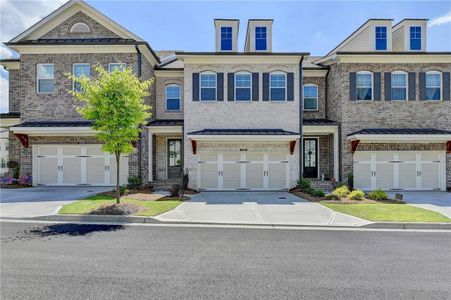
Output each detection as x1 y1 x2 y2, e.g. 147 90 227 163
34 145 129 186
198 152 289 190
353 151 446 191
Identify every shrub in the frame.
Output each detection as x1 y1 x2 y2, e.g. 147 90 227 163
89 203 143 215
368 188 388 201
347 172 354 191
169 184 183 198
325 193 339 200
297 178 312 192
6 161 18 169
114 185 126 196
127 176 142 189
349 189 365 200
333 182 347 190
182 171 189 190
309 189 325 197
332 186 350 198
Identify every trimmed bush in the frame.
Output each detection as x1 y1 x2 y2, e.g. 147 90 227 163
309 189 325 197
297 178 312 192
349 189 365 200
368 188 388 201
332 186 350 198
127 176 142 189
325 193 340 200
169 184 183 198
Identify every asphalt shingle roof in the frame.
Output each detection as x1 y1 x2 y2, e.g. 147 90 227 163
303 119 339 125
148 119 184 126
348 128 451 136
188 129 299 135
12 121 93 127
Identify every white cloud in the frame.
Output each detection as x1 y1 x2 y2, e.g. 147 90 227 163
0 43 14 59
428 11 451 27
0 70 9 113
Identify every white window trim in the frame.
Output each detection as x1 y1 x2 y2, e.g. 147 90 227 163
303 84 319 111
374 26 387 51
425 71 442 101
409 25 422 52
255 26 268 52
36 63 54 94
72 63 90 92
391 71 408 101
108 63 127 72
199 71 217 102
356 71 373 101
165 84 181 112
269 71 287 102
234 71 252 102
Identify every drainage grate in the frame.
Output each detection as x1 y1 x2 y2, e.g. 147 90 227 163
278 197 286 200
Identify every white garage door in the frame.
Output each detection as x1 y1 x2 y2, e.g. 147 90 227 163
198 151 289 190
34 145 129 186
353 151 446 191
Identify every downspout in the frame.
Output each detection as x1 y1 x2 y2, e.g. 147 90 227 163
299 56 304 179
136 45 143 180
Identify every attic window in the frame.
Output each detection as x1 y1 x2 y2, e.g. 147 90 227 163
70 22 91 33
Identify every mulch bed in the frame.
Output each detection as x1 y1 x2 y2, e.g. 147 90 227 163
0 184 32 189
290 188 404 204
98 188 191 201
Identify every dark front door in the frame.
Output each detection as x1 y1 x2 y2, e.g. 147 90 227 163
167 139 182 179
303 138 318 178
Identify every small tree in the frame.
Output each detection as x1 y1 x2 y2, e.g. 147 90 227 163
69 66 152 203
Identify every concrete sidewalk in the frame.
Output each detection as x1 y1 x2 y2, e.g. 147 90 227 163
155 192 371 226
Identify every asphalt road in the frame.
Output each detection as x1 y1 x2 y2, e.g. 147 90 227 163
1 222 450 300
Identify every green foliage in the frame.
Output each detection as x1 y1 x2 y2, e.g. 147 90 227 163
127 176 142 189
12 165 20 179
325 193 340 200
309 189 326 197
182 171 189 190
114 185 126 196
349 189 365 200
368 188 388 201
347 172 354 190
297 178 312 192
332 186 350 198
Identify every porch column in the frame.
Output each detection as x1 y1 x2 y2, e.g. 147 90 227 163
333 128 339 181
148 130 153 182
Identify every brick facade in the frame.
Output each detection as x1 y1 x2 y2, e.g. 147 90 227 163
303 76 326 119
155 76 184 120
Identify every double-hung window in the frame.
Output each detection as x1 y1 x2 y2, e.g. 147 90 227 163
108 63 126 72
235 73 251 101
200 73 216 101
255 27 267 51
410 26 421 51
37 64 54 93
221 27 232 51
391 71 407 100
166 84 181 111
356 71 373 101
270 72 286 101
375 26 387 51
303 85 318 110
425 71 441 101
73 63 90 92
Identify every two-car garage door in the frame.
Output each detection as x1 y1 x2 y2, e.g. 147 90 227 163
353 151 446 191
34 145 128 186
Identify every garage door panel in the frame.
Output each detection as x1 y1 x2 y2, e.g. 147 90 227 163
109 155 129 185
399 163 416 189
246 163 264 189
421 163 440 189
268 163 286 189
38 146 58 156
376 152 393 162
62 157 81 184
375 163 394 190
86 145 103 156
86 158 106 184
39 158 59 185
354 162 372 190
223 163 240 189
200 163 218 189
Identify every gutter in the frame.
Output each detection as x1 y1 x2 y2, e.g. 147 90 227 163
299 56 304 179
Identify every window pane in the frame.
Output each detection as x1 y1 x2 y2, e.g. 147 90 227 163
375 26 387 50
304 97 318 110
271 88 285 101
392 73 406 87
357 87 372 100
200 74 216 87
236 88 251 101
167 98 180 110
391 87 406 100
221 27 232 51
304 86 317 98
426 88 440 100
74 64 90 77
167 85 180 98
109 63 126 72
356 73 372 87
270 74 285 87
38 79 54 93
201 88 216 101
37 64 54 79
410 26 421 50
426 74 440 87
255 26 267 50
235 74 251 87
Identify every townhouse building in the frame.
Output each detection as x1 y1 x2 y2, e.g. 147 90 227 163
1 1 450 191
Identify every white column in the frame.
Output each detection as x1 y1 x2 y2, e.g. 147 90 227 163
333 128 339 181
148 130 153 182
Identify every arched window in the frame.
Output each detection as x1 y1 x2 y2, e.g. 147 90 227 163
303 84 318 110
391 71 408 101
270 71 286 101
356 71 373 101
425 71 442 101
235 71 252 101
70 22 91 33
200 71 217 101
166 84 181 111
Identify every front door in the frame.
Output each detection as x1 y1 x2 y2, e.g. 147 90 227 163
167 139 182 179
303 138 318 178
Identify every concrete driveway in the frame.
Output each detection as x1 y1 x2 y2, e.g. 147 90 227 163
156 192 370 226
0 186 111 218
387 191 451 219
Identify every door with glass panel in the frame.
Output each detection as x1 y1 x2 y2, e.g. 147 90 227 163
167 139 182 179
303 139 318 178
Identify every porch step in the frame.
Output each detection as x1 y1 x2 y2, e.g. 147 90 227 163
149 179 182 191
310 179 334 192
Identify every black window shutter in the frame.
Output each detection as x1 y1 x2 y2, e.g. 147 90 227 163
192 73 199 101
373 72 381 101
443 72 450 101
252 73 259 101
263 73 269 101
349 72 356 101
419 72 426 100
217 73 224 101
287 72 294 101
408 73 416 100
384 72 391 101
227 73 234 101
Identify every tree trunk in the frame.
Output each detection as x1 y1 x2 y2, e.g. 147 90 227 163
116 151 120 204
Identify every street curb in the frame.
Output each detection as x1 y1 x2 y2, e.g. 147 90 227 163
31 214 161 224
363 222 451 230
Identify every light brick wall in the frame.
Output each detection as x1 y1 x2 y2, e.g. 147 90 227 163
318 134 333 179
303 76 326 119
155 76 184 120
8 69 22 112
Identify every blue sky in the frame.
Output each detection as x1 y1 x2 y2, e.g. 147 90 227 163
1 0 451 112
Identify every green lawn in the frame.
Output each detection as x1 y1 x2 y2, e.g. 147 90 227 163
59 195 183 216
321 202 451 223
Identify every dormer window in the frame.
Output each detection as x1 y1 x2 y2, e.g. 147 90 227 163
255 27 267 51
70 22 91 33
375 26 387 50
410 26 422 50
221 27 232 51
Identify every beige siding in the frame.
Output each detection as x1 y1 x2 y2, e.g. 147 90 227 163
392 26 405 52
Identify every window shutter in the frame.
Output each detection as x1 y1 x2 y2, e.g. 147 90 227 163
192 73 199 101
217 73 224 101
287 72 294 101
443 72 450 101
384 72 391 101
373 72 381 101
408 72 416 100
252 73 259 101
263 73 269 101
419 72 426 100
227 73 234 101
349 72 356 101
